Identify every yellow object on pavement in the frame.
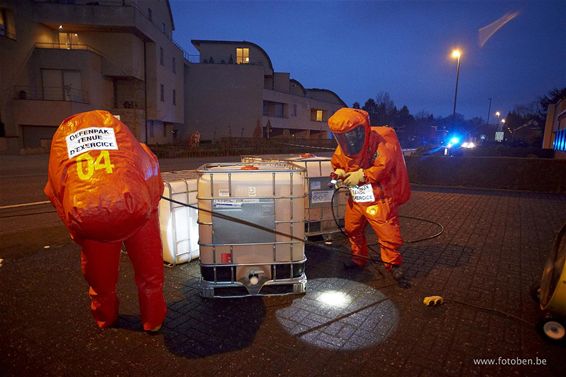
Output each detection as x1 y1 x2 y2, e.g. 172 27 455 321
423 296 444 306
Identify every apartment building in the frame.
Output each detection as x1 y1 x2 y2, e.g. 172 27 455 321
185 40 346 141
0 0 184 153
543 98 566 159
0 2 346 152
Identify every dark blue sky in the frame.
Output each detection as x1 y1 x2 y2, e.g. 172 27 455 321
170 0 566 121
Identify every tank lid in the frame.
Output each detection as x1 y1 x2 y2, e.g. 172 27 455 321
197 162 306 173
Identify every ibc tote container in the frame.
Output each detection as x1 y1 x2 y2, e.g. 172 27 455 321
241 154 347 239
158 170 199 265
197 162 306 298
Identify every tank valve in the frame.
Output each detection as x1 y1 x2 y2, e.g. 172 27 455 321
248 269 264 285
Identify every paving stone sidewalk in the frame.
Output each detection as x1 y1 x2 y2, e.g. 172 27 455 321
1 186 565 377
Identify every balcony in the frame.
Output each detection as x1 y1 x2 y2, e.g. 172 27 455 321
11 90 92 127
35 42 103 55
31 0 182 48
14 86 89 103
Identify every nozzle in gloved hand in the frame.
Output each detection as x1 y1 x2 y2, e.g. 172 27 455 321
329 169 346 188
344 168 365 187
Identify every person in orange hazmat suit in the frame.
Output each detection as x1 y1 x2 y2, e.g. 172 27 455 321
328 108 410 281
44 110 166 332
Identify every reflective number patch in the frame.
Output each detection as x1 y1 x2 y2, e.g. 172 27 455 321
76 150 115 181
349 183 375 203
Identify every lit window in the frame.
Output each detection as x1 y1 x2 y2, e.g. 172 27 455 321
311 109 324 122
0 8 16 39
160 84 164 102
0 9 6 37
58 32 79 49
236 48 250 64
555 129 566 152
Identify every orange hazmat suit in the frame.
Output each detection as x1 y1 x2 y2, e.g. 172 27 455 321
44 110 166 330
329 108 410 269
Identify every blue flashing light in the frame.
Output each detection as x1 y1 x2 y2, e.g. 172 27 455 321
449 137 460 145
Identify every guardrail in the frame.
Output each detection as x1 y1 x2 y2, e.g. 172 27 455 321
33 0 189 57
13 85 89 103
35 42 103 55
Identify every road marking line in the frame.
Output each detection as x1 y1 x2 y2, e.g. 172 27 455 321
0 201 51 210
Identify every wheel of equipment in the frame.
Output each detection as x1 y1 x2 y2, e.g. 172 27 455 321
539 223 566 316
542 319 565 341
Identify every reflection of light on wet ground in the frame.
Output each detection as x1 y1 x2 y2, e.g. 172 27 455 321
317 290 351 308
276 278 398 350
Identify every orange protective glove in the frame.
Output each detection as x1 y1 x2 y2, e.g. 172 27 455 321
344 168 365 187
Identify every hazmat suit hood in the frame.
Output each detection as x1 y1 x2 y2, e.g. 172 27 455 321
328 108 370 159
44 110 164 243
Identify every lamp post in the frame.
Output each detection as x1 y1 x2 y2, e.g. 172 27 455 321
486 97 492 125
451 49 462 119
495 112 501 131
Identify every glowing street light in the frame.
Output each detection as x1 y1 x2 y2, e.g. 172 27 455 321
451 49 462 119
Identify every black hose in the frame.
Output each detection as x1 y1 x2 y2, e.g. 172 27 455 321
159 185 444 269
160 195 366 263
327 186 445 266
329 186 444 244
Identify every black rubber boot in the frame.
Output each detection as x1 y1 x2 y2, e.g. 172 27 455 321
390 265 410 288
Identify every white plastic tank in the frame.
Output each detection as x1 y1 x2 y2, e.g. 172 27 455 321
241 154 347 238
158 170 199 265
197 162 306 297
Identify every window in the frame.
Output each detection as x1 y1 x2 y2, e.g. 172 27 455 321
236 48 250 64
172 57 176 73
311 109 324 122
159 47 164 66
162 22 166 33
263 101 286 118
41 69 83 102
0 8 16 39
148 8 152 21
172 89 176 105
58 32 79 49
554 129 566 152
293 104 297 117
160 84 164 102
149 121 154 137
0 9 6 37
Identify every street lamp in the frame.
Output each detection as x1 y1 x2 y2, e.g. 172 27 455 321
495 111 501 130
451 49 462 119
